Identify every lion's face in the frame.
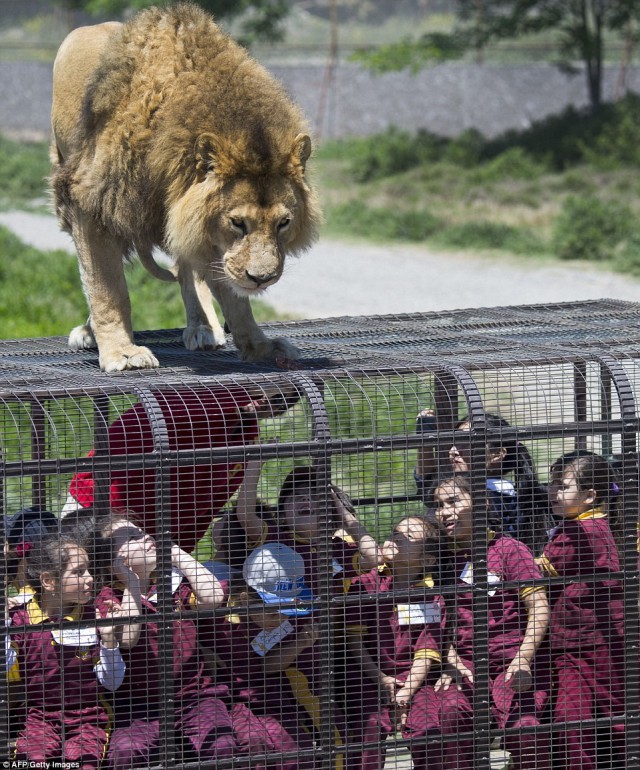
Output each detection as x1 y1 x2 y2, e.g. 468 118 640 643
165 134 318 298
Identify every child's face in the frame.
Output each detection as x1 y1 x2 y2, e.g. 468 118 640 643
549 468 595 519
381 518 436 569
57 546 94 606
282 488 320 540
111 521 157 575
433 481 474 545
448 422 506 474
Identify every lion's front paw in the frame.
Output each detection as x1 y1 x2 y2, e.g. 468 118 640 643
183 323 226 351
239 335 300 363
69 324 97 350
99 345 160 372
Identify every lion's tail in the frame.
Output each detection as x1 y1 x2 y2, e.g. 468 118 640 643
138 247 177 282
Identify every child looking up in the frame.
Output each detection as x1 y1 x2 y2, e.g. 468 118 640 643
428 473 550 770
212 543 338 770
229 461 382 593
415 410 550 550
344 516 449 770
95 513 233 770
540 451 624 770
7 533 125 768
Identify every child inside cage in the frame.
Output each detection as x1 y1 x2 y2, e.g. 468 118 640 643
415 410 550 551
419 472 551 770
223 461 383 593
61 385 300 553
5 506 58 595
211 542 343 770
7 532 126 768
539 450 625 770
343 515 450 770
95 511 235 770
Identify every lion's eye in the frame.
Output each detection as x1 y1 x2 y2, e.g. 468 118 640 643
277 217 291 232
230 217 247 235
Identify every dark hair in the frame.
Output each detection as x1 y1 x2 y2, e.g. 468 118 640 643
215 501 276 571
456 413 551 551
25 533 88 599
5 507 58 582
428 472 504 533
550 450 619 511
277 466 344 534
395 514 454 585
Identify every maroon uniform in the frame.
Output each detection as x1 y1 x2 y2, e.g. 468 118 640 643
411 534 550 770
345 565 445 770
212 588 344 770
258 522 363 594
68 387 260 552
97 576 236 769
539 509 624 770
9 598 111 769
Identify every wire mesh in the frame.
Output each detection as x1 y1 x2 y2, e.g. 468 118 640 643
0 299 638 770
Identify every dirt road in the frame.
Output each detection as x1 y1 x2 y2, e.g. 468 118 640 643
2 210 639 317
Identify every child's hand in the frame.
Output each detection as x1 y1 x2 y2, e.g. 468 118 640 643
97 601 123 649
330 487 356 525
505 656 532 693
379 672 401 704
434 671 457 692
415 408 437 434
393 686 412 728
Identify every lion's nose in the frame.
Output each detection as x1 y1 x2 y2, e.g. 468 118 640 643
245 270 276 287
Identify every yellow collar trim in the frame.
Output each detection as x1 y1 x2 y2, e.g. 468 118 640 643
575 507 606 521
376 564 434 587
27 596 82 625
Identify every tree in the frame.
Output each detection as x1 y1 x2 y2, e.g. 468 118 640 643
59 0 292 44
353 0 640 112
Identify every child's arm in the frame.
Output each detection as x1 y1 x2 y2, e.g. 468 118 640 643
171 545 224 610
346 629 398 703
415 409 437 485
434 644 474 692
330 488 383 570
505 588 549 692
111 556 143 649
262 622 319 674
234 459 268 545
95 602 126 692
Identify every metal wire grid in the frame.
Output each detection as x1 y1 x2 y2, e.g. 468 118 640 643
0 299 638 770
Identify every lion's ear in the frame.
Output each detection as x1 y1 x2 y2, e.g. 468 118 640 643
290 133 312 174
194 133 219 179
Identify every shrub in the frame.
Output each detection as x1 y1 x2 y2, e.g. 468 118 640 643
435 221 545 254
0 135 50 208
347 127 446 183
470 147 548 183
328 200 440 241
552 195 635 261
442 128 485 167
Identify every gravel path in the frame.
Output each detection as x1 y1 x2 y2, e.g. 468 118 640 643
2 210 639 317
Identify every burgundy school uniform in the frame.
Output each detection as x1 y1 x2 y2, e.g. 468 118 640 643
409 534 550 770
539 509 625 770
9 599 111 768
212 591 344 770
68 387 260 552
96 576 236 769
345 565 445 770
258 522 363 594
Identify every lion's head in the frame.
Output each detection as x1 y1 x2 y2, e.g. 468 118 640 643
163 129 320 298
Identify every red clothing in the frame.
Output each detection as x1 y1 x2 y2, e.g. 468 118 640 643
69 387 260 552
96 579 221 719
451 533 544 663
9 599 110 768
539 511 625 770
261 522 363 594
345 566 446 770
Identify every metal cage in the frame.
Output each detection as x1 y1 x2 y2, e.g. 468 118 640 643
0 299 638 770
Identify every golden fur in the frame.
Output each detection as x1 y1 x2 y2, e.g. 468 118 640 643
50 4 320 371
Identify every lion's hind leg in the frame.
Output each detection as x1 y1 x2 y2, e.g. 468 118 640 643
178 265 226 351
71 211 159 371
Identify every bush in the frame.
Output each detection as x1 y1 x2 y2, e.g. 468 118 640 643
435 221 546 254
442 128 485 167
328 200 440 241
552 195 635 261
0 135 50 208
470 147 548 183
346 127 446 183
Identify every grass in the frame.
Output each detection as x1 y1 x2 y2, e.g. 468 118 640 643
313 95 640 273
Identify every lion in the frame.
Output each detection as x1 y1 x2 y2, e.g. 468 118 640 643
50 3 320 371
